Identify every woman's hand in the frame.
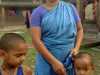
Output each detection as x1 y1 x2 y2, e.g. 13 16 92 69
51 59 66 75
71 48 79 56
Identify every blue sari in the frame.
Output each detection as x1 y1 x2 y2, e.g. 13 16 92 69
35 1 77 75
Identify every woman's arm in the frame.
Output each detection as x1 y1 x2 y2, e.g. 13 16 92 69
71 4 84 56
30 27 66 75
30 27 57 64
72 21 84 56
75 21 83 49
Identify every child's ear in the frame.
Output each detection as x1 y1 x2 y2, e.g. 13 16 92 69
0 49 6 58
91 64 95 70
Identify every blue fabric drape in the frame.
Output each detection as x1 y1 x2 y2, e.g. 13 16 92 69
35 1 77 75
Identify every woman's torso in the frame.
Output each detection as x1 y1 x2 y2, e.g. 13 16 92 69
31 1 80 61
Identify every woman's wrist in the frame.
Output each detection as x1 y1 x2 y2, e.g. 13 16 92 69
74 47 79 51
71 47 79 56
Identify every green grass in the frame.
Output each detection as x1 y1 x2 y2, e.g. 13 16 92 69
23 48 36 69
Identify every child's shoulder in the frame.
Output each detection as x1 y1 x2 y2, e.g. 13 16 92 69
22 65 32 75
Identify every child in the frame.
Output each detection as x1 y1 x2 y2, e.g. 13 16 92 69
0 33 32 75
73 52 94 75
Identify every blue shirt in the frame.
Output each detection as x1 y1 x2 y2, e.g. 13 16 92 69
30 4 80 27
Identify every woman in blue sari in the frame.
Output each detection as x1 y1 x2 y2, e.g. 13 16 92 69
30 0 83 75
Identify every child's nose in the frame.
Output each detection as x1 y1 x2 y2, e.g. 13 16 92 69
20 56 25 62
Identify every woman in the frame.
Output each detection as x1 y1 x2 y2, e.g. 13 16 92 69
30 0 83 75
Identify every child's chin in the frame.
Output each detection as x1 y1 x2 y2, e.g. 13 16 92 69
17 62 22 66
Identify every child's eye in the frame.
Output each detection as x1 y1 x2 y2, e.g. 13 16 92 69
15 53 26 57
16 55 21 57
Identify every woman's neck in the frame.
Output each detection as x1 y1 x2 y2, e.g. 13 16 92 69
44 0 59 10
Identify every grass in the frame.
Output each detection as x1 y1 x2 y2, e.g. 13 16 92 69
0 31 100 75
23 48 36 69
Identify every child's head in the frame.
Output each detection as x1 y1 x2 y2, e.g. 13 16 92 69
73 52 94 75
0 33 28 67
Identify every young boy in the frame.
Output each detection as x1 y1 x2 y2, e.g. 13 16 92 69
0 33 32 75
73 52 94 75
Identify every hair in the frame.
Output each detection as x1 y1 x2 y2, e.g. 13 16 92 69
0 33 26 52
74 52 92 59
73 52 94 70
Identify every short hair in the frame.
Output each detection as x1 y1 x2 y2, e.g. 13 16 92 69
74 52 94 69
0 33 25 52
73 52 92 63
74 52 92 58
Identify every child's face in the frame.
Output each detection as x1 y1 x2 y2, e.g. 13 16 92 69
4 42 28 67
74 58 93 75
